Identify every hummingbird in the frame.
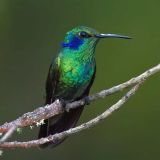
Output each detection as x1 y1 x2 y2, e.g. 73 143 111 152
38 26 130 148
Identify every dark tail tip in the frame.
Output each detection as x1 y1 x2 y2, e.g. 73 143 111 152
38 107 84 148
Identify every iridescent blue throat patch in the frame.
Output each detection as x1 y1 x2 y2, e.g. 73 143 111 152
61 36 83 50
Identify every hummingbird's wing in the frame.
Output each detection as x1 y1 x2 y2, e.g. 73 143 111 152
45 58 60 104
38 58 60 140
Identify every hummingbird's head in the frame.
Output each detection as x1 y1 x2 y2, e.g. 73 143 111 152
62 26 99 50
61 26 131 53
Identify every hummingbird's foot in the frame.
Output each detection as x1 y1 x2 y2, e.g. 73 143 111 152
59 99 66 108
84 97 90 105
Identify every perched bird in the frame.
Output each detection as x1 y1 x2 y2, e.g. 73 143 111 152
38 26 130 148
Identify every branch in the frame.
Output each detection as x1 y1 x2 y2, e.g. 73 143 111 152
0 64 159 134
0 63 159 149
0 83 141 148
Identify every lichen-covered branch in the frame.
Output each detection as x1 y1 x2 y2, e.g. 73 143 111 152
0 100 64 133
0 84 140 148
0 63 159 149
0 64 159 134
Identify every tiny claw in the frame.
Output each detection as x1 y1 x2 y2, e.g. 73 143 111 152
59 99 66 108
84 97 90 105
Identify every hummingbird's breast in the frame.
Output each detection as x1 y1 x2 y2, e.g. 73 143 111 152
55 56 95 101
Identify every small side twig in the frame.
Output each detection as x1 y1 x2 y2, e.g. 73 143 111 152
0 126 17 143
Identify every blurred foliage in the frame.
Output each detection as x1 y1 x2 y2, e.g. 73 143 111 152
0 0 160 159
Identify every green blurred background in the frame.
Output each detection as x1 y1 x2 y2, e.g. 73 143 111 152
0 0 160 159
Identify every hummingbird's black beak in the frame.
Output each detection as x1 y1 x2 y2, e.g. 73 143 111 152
95 33 131 39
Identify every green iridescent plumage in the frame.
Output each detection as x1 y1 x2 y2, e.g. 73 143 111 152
38 26 130 148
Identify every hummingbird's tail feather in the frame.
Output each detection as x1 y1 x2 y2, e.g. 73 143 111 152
38 106 84 148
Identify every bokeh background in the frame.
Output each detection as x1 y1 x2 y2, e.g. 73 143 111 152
0 0 160 159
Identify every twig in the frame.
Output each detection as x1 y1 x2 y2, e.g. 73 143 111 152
66 63 160 110
0 83 141 148
0 64 159 134
0 126 17 143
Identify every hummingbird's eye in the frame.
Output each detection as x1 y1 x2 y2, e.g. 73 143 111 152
79 31 92 38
